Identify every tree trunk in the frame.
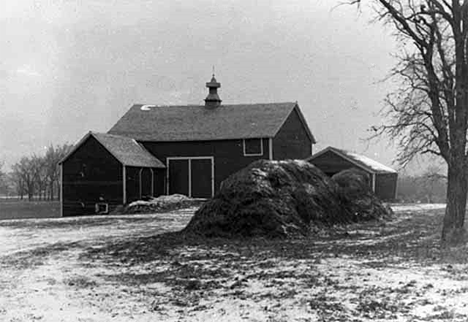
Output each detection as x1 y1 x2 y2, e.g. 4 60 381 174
50 182 54 201
442 162 468 246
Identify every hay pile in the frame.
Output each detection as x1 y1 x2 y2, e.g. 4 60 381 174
184 160 392 239
332 168 393 221
184 160 341 238
123 194 204 214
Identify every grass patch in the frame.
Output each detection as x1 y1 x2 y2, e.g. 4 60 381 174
0 200 60 220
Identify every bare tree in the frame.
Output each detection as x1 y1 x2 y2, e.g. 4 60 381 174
10 171 26 200
9 144 72 201
44 144 72 200
12 157 35 201
31 154 47 200
420 165 447 202
397 169 447 202
0 160 4 188
0 161 6 197
350 0 468 245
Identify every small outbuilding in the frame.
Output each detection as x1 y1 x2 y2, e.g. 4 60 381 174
59 132 165 216
307 146 398 201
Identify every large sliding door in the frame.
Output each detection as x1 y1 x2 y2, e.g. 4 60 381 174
168 159 189 196
167 157 213 198
191 159 213 198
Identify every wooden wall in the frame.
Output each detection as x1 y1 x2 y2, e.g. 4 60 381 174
62 136 123 216
273 107 313 160
375 172 398 201
125 166 165 203
142 139 269 194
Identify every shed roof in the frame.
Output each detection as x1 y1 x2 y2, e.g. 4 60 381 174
60 132 165 168
307 146 397 174
108 103 315 143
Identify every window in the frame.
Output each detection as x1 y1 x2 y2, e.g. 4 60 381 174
243 138 263 156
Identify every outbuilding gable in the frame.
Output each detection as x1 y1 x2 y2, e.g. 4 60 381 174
60 132 165 168
307 146 396 175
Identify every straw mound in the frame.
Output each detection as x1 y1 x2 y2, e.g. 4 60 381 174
183 160 351 238
123 194 204 214
184 161 393 239
332 168 393 221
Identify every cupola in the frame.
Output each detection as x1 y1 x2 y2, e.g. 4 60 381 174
204 75 222 108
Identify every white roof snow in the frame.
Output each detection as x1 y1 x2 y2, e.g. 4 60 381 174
307 146 397 174
344 151 397 173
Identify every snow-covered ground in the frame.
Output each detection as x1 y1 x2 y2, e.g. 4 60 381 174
1 204 466 322
390 203 446 212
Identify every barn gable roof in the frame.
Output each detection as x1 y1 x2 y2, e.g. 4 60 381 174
108 103 315 143
307 146 397 174
59 132 165 168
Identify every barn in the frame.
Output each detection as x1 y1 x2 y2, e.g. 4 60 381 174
59 75 316 216
59 132 165 216
307 146 398 201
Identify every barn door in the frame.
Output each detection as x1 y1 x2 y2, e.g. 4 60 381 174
167 158 213 198
191 159 212 198
168 159 189 196
140 168 153 198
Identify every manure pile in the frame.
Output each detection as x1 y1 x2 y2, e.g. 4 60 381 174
332 168 392 222
183 160 391 238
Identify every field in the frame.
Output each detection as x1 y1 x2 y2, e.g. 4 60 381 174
2 204 468 321
0 200 60 220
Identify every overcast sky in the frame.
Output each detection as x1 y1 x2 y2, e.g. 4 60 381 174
1 0 414 171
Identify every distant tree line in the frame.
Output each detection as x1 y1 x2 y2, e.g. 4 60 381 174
0 144 72 201
396 166 447 203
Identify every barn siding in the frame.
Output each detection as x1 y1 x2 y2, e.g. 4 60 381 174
375 173 398 201
273 107 312 160
125 166 165 203
125 167 141 203
62 136 123 216
142 139 269 194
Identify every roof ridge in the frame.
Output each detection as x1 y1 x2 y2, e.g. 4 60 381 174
131 102 297 108
92 131 128 139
